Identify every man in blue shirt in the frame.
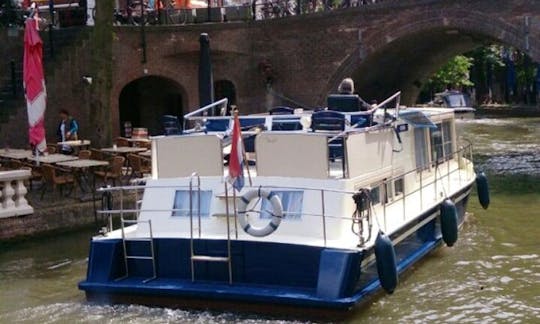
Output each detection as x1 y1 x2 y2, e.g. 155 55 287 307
57 109 79 154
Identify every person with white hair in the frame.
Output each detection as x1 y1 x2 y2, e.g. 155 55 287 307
337 78 372 111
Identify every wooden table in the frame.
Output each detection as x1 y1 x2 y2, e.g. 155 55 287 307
127 138 150 147
56 159 109 169
57 140 91 154
101 147 148 154
57 139 91 147
28 154 79 164
56 159 109 202
0 149 33 160
138 150 152 157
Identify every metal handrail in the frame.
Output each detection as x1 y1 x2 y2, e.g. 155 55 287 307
184 98 228 119
373 91 401 111
99 143 474 247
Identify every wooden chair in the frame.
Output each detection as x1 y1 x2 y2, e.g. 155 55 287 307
90 148 104 160
94 156 125 186
40 164 75 199
7 160 23 169
115 137 130 147
138 141 151 149
78 150 92 159
47 145 57 154
127 154 151 179
21 163 43 191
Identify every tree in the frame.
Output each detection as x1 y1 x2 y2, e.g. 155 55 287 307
426 55 474 92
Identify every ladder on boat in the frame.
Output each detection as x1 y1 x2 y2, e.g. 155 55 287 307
119 217 157 283
189 173 233 284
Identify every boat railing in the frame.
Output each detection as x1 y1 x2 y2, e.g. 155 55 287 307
379 142 474 230
181 92 401 136
183 98 229 130
96 143 474 247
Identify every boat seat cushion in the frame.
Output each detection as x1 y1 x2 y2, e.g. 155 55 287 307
327 94 361 112
311 110 345 131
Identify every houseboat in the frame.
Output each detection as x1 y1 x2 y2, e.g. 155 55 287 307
79 92 489 313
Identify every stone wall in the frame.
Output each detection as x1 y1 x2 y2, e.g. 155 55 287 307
0 201 97 240
0 189 135 241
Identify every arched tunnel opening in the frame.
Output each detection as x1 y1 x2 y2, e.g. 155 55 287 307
119 76 186 136
350 27 536 106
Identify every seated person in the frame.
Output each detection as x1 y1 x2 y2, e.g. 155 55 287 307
328 78 372 112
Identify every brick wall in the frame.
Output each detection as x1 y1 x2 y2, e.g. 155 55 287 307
0 31 93 149
2 0 540 143
110 0 540 124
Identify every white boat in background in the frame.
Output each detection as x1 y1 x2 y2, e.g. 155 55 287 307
423 90 476 117
79 91 489 314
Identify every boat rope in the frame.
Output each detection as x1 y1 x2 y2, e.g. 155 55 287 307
243 187 282 218
435 161 449 199
392 126 403 153
351 188 373 246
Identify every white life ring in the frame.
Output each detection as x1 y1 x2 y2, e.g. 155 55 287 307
237 189 283 237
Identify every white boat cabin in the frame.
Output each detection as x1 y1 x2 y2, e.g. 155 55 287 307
101 98 475 252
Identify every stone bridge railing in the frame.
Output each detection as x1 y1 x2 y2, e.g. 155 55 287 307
0 170 33 218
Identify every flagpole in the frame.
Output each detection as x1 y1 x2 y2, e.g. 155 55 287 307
233 109 253 187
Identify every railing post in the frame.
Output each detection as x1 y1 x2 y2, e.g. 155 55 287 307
13 179 29 208
419 170 423 209
0 170 33 219
321 190 327 247
402 183 406 221
2 180 15 211
189 177 195 281
224 182 233 284
447 154 451 190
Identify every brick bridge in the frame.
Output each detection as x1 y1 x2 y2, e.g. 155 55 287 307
110 0 540 135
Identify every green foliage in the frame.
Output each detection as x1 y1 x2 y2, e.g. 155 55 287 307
470 45 505 68
426 55 474 92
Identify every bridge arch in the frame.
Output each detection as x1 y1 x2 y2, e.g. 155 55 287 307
118 75 187 136
326 9 540 105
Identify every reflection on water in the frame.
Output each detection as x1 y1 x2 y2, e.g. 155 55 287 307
458 117 540 175
0 116 539 323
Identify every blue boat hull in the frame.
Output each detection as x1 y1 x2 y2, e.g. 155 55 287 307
79 185 472 311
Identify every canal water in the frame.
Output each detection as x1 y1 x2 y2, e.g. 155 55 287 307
0 116 539 323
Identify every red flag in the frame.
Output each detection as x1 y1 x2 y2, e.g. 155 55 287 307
228 114 244 191
23 18 47 153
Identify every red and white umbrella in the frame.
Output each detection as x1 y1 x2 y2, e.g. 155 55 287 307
23 17 47 153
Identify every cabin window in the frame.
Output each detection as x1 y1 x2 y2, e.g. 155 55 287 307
261 191 303 220
430 121 454 162
430 126 444 162
384 182 392 203
370 185 381 205
442 121 453 158
394 177 404 197
414 128 429 169
172 190 212 217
